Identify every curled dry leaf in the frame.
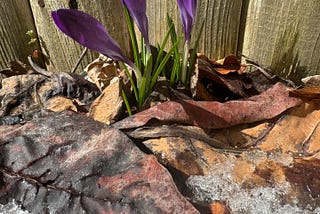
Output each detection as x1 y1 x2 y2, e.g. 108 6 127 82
89 77 128 125
45 96 87 113
191 57 251 101
84 55 120 91
289 86 320 101
0 60 35 77
198 54 246 75
0 72 100 117
302 75 320 87
114 83 302 130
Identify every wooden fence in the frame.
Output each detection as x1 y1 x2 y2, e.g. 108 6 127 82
1 0 319 82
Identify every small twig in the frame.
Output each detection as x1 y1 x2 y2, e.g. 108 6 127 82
242 54 297 88
242 55 274 80
34 81 44 108
71 47 88 73
28 56 51 77
293 121 320 158
184 138 210 168
246 63 273 79
242 115 287 148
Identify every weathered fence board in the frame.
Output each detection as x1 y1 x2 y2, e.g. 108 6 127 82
146 0 243 60
0 1 41 69
29 0 131 73
242 0 320 81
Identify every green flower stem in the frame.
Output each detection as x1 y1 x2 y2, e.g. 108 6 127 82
151 36 182 87
138 51 153 108
122 89 132 116
181 41 190 84
188 20 205 82
121 62 138 102
123 7 141 71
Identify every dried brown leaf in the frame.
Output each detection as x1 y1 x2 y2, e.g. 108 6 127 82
114 83 302 130
289 87 320 101
84 55 120 91
88 77 126 124
45 96 86 113
258 101 320 159
191 58 250 101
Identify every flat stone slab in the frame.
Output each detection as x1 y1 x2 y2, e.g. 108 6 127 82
0 110 198 213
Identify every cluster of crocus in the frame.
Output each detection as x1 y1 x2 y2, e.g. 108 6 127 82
52 0 198 112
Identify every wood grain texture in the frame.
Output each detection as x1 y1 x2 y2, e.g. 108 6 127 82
0 1 41 69
145 0 243 60
242 0 320 81
29 0 131 73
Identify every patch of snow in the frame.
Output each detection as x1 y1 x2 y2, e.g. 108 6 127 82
0 200 30 214
186 161 319 213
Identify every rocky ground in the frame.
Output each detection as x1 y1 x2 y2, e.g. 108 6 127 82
0 58 319 213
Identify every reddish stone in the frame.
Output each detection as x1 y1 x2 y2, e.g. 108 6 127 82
0 110 198 213
98 155 198 213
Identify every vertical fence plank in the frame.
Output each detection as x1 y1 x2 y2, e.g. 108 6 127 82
146 0 243 60
29 0 131 73
242 0 320 81
0 1 40 69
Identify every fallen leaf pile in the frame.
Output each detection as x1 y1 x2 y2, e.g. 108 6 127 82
0 55 319 213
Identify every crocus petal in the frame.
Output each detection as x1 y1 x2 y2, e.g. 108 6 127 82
52 9 135 68
177 0 197 42
122 0 149 48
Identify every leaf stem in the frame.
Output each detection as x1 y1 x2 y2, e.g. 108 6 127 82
181 41 190 84
71 47 88 73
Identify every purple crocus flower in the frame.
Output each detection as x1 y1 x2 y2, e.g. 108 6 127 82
51 9 135 69
177 0 197 43
121 0 150 49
